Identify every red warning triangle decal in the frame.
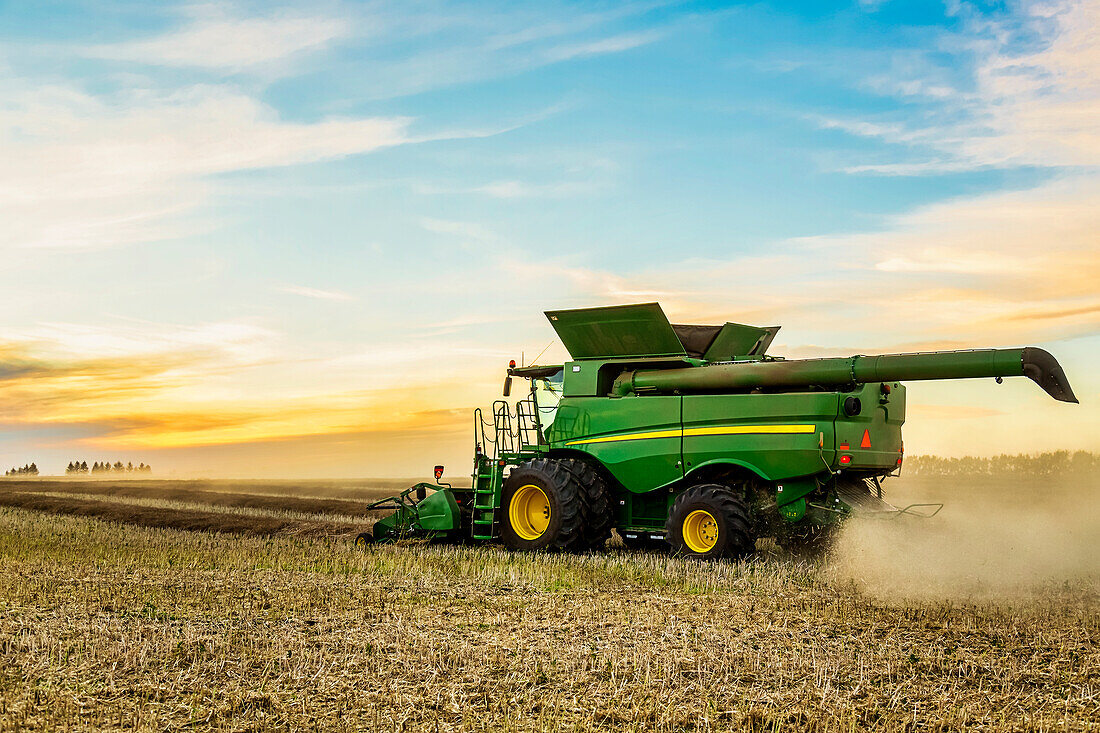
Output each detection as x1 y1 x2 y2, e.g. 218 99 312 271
860 429 872 449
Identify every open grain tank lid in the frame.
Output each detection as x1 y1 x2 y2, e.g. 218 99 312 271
544 302 779 360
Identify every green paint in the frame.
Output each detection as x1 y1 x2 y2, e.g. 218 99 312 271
416 490 460 531
545 302 685 359
778 498 806 522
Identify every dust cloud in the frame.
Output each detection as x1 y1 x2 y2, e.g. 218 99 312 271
830 472 1100 602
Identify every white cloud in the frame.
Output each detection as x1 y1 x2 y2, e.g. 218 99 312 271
4 318 276 362
278 285 356 302
479 178 606 198
323 4 667 99
414 178 604 199
420 218 499 241
82 4 351 71
542 31 662 63
822 0 1100 172
0 83 412 250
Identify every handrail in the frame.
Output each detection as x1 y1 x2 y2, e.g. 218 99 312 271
473 397 540 460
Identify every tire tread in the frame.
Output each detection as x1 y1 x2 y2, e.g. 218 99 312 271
665 483 753 559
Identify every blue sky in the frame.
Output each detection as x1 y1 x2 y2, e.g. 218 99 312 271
0 0 1096 476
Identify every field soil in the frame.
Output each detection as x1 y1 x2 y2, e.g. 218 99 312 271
0 479 398 537
0 473 1096 731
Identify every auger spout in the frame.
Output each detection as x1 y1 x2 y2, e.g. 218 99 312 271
613 347 1078 403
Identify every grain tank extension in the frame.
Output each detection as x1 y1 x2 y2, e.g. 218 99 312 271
359 303 1077 558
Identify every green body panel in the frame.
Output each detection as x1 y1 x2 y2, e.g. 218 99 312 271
681 391 839 481
416 489 460 531
562 357 695 397
562 361 602 398
547 395 683 490
615 489 674 531
702 323 776 361
545 303 685 359
834 382 905 469
543 383 904 496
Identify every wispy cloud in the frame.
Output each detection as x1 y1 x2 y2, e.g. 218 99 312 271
0 83 413 250
415 177 605 199
541 30 663 63
82 4 351 71
329 3 668 98
820 0 1100 173
420 218 499 241
278 285 356 302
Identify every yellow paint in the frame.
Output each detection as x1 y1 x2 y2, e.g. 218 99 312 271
682 509 718 553
565 429 682 446
565 424 815 446
509 484 551 541
683 424 817 437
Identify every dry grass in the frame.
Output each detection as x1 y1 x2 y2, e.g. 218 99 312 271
0 477 1097 731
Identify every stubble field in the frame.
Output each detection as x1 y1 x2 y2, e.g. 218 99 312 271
0 473 1096 731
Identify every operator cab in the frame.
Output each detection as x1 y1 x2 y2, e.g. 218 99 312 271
507 364 564 441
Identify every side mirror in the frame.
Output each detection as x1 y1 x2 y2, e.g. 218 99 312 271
434 465 444 481
503 375 512 397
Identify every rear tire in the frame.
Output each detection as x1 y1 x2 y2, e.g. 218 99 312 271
665 483 753 559
354 532 373 549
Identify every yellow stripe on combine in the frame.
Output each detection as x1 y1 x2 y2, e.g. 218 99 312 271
683 424 817 437
565 424 815 446
565 429 682 446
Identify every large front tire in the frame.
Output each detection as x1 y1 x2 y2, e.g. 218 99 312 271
501 459 586 551
665 483 754 559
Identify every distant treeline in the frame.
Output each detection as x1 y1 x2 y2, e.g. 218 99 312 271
5 464 38 476
906 451 1098 477
66 461 151 475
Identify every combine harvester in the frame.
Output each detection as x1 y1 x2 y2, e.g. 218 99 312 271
358 303 1077 558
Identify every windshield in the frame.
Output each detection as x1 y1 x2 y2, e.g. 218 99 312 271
532 370 564 438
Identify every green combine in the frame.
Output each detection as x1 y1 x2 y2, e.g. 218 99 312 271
358 303 1077 558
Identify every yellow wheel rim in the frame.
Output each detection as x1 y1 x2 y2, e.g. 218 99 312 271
682 510 719 553
509 484 551 541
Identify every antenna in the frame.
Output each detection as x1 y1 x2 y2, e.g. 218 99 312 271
530 340 555 365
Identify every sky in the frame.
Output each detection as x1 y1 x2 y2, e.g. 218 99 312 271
0 0 1097 478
